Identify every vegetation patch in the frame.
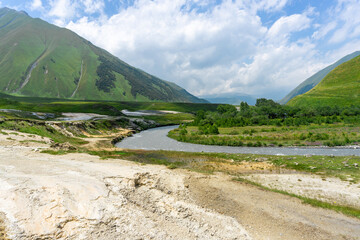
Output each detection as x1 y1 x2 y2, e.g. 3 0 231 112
0 92 218 117
20 140 47 144
169 100 360 147
235 177 360 219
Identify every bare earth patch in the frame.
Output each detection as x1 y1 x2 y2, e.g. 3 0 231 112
0 131 359 239
0 212 9 240
242 173 360 208
187 173 360 240
0 134 250 240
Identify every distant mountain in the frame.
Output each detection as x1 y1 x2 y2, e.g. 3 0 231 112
0 8 206 103
288 54 360 107
203 93 257 105
280 51 360 104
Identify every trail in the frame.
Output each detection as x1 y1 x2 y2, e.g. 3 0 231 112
0 16 18 29
70 60 84 98
187 174 360 240
16 48 47 93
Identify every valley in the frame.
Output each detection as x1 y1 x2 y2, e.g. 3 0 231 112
0 4 360 240
0 127 359 239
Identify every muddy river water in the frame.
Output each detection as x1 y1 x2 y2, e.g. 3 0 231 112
116 125 360 156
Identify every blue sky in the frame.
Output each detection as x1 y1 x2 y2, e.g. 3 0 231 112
1 0 360 100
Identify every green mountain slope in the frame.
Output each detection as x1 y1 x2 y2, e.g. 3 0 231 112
280 51 360 104
0 8 206 103
288 54 360 107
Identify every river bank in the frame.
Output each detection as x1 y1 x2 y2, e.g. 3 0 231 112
116 125 360 156
0 131 359 239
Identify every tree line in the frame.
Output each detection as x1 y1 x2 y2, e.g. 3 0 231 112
189 98 360 133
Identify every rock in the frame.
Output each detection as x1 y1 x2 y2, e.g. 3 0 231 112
50 142 77 151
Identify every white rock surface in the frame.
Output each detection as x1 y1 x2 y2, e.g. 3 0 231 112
243 173 360 208
0 144 250 240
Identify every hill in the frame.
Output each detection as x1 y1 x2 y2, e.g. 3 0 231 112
0 8 205 103
203 92 257 105
280 51 360 104
288 54 360 107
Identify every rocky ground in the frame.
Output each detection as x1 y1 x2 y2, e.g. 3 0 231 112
0 131 359 239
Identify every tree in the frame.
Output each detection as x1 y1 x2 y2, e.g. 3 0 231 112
217 104 237 114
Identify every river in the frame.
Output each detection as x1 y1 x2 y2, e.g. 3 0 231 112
116 125 360 156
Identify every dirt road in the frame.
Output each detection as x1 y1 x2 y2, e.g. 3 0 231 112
187 174 360 240
0 131 359 239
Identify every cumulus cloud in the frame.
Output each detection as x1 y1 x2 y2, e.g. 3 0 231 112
18 0 360 100
267 14 311 43
312 21 337 40
67 0 320 99
253 0 288 12
329 0 360 43
48 0 78 21
80 0 104 14
30 0 43 11
45 0 105 26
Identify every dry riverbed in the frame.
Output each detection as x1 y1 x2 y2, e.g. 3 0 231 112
0 130 359 239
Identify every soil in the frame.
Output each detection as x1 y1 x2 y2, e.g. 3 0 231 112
0 130 359 239
186 173 360 240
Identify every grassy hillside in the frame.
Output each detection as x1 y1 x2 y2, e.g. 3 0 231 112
288 55 360 107
280 51 360 104
0 8 205 103
0 92 218 116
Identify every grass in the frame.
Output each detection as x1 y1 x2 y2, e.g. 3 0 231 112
235 177 360 219
0 92 218 117
19 140 47 144
1 105 359 221
0 8 210 103
2 114 359 183
168 124 360 147
280 51 360 105
288 55 360 107
142 112 194 125
41 145 360 218
0 120 88 145
42 145 360 183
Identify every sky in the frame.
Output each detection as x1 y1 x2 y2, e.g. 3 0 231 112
1 0 360 100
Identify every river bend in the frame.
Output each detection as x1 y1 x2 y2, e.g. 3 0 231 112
116 125 360 156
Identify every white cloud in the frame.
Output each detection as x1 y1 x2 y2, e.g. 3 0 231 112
329 0 360 43
45 0 105 26
48 0 78 20
80 0 104 14
267 14 311 42
312 21 337 40
25 0 360 100
254 0 288 12
67 0 273 96
30 0 43 11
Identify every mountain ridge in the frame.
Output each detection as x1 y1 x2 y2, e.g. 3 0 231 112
0 7 206 103
288 54 360 107
280 51 360 104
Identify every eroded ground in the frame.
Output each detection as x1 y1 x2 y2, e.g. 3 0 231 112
0 131 359 239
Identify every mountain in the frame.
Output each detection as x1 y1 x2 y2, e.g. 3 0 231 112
202 93 257 105
279 51 360 104
288 54 360 107
0 8 206 103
